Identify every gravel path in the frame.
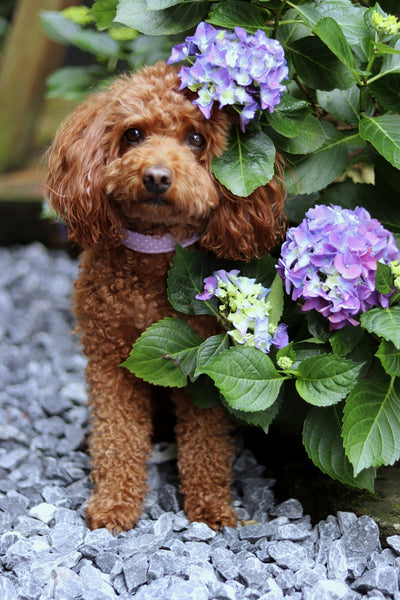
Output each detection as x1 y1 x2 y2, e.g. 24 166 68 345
1 242 400 600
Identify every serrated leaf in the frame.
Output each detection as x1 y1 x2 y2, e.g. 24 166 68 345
312 17 356 73
121 317 202 387
303 405 376 492
375 262 394 295
359 115 400 170
291 0 368 46
376 340 400 377
343 374 400 475
360 306 400 349
212 128 275 197
330 326 365 357
207 1 265 33
284 127 351 195
115 0 208 35
267 114 327 154
226 395 283 434
167 246 220 316
369 75 400 113
295 354 365 406
195 334 230 376
203 346 285 412
286 36 355 91
186 375 221 409
316 86 374 126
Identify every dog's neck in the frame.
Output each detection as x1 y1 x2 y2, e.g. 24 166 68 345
121 229 200 254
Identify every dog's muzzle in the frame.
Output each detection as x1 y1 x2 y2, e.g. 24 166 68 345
143 165 172 195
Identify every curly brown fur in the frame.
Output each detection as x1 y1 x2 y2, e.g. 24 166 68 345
46 61 286 532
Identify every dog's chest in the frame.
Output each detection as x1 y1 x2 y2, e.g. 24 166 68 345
78 248 176 333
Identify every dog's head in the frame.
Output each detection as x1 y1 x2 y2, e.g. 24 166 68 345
47 61 286 260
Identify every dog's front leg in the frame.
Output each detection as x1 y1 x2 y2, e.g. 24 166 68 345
172 389 237 530
84 362 153 532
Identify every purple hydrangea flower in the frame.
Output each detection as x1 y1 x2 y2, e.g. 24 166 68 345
196 269 289 353
167 22 288 131
277 204 400 330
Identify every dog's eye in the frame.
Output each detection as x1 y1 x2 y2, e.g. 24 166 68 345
188 132 205 149
124 128 143 144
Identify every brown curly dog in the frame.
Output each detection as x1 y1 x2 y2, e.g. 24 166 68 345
46 61 286 532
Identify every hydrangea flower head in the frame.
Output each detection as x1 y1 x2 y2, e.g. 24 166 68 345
277 205 400 330
167 22 288 131
196 269 289 353
371 10 400 37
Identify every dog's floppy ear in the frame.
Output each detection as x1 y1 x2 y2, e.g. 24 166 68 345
201 164 287 262
46 92 123 248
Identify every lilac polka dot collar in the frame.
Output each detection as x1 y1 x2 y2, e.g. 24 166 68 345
121 229 200 254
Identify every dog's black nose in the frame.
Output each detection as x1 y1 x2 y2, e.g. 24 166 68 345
143 165 172 194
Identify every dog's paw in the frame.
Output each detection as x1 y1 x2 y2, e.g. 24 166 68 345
86 493 142 533
185 501 237 531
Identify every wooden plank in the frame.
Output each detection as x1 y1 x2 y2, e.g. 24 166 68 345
0 0 76 172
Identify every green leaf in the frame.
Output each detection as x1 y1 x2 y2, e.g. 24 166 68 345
127 34 177 70
195 334 230 376
369 75 400 112
115 0 208 35
207 1 266 33
376 340 400 377
372 37 400 78
121 317 202 387
40 11 121 58
343 373 400 475
239 255 277 289
303 405 376 492
212 128 275 197
329 325 365 357
359 115 400 170
316 86 374 126
295 354 365 406
375 262 394 295
45 66 105 101
360 306 400 349
186 375 221 409
284 127 351 195
290 0 368 46
274 93 309 116
312 17 357 73
167 246 220 316
89 0 118 30
266 114 327 154
286 36 355 91
203 346 286 412
147 0 183 8
227 395 283 434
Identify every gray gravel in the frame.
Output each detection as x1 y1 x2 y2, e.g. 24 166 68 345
1 242 400 600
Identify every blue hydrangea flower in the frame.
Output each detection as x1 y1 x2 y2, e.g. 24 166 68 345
167 22 288 131
196 269 289 353
277 205 400 330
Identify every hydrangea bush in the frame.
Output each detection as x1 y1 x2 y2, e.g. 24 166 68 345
42 0 400 491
